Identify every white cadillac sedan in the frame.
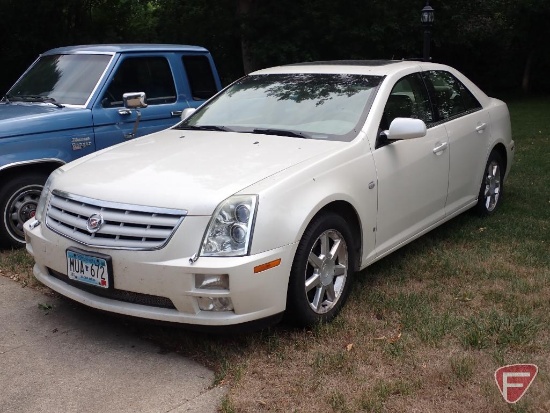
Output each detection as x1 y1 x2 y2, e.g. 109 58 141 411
24 60 514 328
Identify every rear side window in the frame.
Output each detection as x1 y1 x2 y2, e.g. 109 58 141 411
424 71 482 121
103 56 176 107
182 55 217 100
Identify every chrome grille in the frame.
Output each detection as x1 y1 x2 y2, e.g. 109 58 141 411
45 190 186 250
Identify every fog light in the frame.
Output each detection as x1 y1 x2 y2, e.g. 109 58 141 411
195 274 229 290
197 296 234 312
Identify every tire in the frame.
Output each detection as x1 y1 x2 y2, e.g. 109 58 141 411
0 173 48 249
286 212 356 327
475 151 504 217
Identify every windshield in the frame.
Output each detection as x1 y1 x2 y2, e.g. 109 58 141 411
178 73 382 141
7 54 112 106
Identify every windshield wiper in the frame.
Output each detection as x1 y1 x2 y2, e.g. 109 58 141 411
252 128 311 139
176 125 233 132
12 95 64 108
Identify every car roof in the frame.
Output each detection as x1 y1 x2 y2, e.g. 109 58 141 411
42 44 209 55
251 60 442 76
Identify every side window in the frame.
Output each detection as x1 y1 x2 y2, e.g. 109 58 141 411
103 57 176 107
424 71 482 121
380 73 433 131
182 55 218 100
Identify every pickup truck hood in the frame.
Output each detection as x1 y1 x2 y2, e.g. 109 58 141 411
0 103 90 138
57 129 344 215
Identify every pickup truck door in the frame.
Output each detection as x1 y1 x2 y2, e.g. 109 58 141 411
91 53 218 150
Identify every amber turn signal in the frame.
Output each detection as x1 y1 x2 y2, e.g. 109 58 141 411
254 258 282 274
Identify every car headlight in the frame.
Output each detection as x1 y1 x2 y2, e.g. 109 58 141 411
200 195 258 257
35 168 63 222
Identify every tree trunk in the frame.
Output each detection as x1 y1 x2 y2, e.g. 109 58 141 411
237 0 256 74
522 50 535 94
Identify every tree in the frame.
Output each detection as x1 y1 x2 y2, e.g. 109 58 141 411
0 0 548 95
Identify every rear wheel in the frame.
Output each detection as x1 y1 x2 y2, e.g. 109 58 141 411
475 151 504 216
286 212 356 327
0 174 47 248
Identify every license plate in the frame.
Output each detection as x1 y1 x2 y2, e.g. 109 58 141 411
66 249 112 289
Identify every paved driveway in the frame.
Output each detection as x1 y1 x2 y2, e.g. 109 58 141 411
0 276 225 413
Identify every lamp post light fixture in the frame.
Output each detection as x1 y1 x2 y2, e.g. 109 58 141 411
421 1 435 61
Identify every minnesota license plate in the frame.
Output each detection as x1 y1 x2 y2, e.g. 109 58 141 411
66 249 112 289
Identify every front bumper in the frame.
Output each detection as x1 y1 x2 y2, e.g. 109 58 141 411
25 218 296 326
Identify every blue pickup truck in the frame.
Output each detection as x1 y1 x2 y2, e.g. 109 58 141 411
0 44 222 248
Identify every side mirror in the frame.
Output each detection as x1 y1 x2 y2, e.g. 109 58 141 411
385 118 427 140
123 92 148 109
181 108 196 121
122 92 147 140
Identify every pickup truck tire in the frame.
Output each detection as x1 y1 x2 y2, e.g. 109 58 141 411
0 173 48 249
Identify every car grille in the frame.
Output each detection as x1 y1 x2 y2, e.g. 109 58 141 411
48 268 177 310
45 190 186 250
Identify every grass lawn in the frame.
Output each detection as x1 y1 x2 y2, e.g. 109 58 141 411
1 97 548 412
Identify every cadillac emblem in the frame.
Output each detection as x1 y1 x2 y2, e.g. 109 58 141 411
86 213 104 233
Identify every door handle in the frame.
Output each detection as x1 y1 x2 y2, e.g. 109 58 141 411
432 142 448 154
476 123 487 133
171 110 183 117
118 109 132 116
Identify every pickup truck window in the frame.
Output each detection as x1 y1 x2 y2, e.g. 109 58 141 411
8 54 112 106
103 56 177 107
182 55 218 100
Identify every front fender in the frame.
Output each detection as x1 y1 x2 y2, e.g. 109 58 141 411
246 137 377 265
0 130 96 172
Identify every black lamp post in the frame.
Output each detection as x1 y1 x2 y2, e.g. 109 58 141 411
421 1 435 61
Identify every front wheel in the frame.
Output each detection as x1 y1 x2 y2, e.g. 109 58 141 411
286 212 356 327
475 151 504 216
0 174 48 248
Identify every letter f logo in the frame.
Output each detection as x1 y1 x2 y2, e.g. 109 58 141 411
495 364 538 403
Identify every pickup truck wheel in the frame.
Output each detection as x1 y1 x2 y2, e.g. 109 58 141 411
0 174 47 248
286 212 356 327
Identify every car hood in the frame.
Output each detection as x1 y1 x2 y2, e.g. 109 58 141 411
0 103 89 138
57 129 344 215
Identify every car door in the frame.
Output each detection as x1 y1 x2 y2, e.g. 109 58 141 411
372 73 450 258
91 54 183 150
423 70 490 214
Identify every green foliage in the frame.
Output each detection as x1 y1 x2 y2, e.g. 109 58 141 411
1 0 549 94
